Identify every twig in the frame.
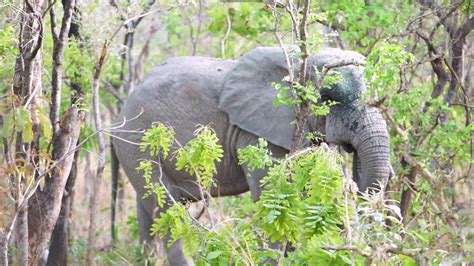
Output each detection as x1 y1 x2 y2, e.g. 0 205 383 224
321 245 370 257
104 82 125 104
221 8 231 58
191 0 203 56
50 0 76 136
272 5 295 82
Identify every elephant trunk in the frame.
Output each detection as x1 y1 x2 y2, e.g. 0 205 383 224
326 104 391 192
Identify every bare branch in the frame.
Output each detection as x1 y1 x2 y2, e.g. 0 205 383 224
191 0 203 56
221 8 231 58
50 0 76 136
321 245 371 257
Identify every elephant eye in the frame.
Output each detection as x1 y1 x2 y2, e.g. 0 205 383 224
319 91 331 103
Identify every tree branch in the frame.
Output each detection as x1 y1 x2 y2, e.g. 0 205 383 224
50 0 76 136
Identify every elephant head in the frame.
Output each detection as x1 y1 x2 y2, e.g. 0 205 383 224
219 47 392 192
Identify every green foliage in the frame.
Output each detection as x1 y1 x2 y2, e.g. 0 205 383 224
142 121 374 264
16 106 33 142
69 238 88 262
255 147 346 242
150 204 201 258
197 220 274 265
136 160 167 208
126 215 139 241
175 126 223 189
207 2 276 57
292 233 364 265
93 216 150 265
390 87 470 166
364 42 414 101
273 79 334 117
319 1 414 53
0 103 51 145
142 123 418 264
63 40 94 96
237 138 273 172
98 244 151 265
140 122 175 158
208 3 273 40
256 164 302 242
0 25 17 92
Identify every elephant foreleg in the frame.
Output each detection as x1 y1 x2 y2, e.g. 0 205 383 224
236 130 289 202
137 198 158 264
137 194 193 265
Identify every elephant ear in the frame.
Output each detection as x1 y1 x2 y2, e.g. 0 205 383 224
307 48 367 104
218 47 303 150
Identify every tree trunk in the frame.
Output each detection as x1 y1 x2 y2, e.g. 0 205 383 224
27 0 80 263
16 205 29 265
28 107 84 263
46 148 80 266
11 0 46 263
110 143 120 244
86 43 108 266
46 3 83 263
0 231 7 265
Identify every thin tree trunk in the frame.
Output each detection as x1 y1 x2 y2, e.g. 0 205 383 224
110 143 120 244
28 0 79 262
16 205 29 265
85 42 108 266
47 3 83 262
49 0 76 135
289 0 311 153
400 165 417 224
46 148 80 266
11 0 46 262
444 17 474 105
0 231 7 265
28 107 84 263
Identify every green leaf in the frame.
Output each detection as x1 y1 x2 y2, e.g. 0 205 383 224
238 138 273 172
22 119 33 143
14 106 33 143
175 126 223 189
2 111 14 139
38 111 52 142
140 122 175 158
16 106 31 131
206 250 222 260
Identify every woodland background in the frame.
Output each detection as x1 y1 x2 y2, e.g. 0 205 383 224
0 0 473 265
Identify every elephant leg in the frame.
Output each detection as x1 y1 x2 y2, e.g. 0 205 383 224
156 183 194 266
162 235 193 266
236 130 289 202
241 165 267 202
137 198 158 265
137 199 154 244
235 131 290 263
137 189 193 265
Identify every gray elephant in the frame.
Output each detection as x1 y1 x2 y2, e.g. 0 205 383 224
113 47 392 265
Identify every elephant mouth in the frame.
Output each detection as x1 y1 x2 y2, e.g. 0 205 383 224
340 142 355 153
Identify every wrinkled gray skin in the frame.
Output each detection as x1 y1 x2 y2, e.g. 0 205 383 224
113 47 392 265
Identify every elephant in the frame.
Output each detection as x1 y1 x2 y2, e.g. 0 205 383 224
112 47 392 265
